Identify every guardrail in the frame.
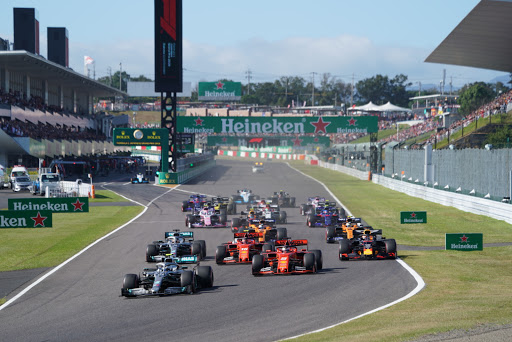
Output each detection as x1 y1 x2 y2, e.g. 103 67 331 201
315 160 512 225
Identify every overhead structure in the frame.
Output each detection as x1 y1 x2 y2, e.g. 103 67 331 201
426 0 512 73
378 101 412 112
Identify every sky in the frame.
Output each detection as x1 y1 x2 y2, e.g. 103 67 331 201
0 0 507 89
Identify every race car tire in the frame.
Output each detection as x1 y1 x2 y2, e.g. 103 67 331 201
279 211 287 223
252 254 264 275
262 243 274 252
197 240 207 259
384 239 397 258
220 213 228 224
186 214 194 226
326 226 336 243
290 197 296 207
307 214 316 227
123 274 139 290
192 242 203 259
196 266 214 288
270 196 278 205
219 208 227 217
231 217 240 230
339 207 346 218
304 253 316 272
276 227 287 240
215 246 227 264
310 250 323 270
338 239 350 260
146 244 159 262
227 202 236 215
181 200 189 212
181 270 196 294
300 204 307 215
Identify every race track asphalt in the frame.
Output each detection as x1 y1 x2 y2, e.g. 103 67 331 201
0 159 418 342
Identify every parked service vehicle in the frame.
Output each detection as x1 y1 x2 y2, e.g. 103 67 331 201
12 175 32 192
9 165 29 189
0 164 9 189
32 172 61 196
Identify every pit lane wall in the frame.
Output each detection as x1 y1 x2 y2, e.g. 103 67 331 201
314 160 512 225
156 159 216 185
217 149 306 160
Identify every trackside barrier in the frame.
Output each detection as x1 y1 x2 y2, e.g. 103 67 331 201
45 181 92 198
156 160 217 185
315 160 512 225
217 149 305 160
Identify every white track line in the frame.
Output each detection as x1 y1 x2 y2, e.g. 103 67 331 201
282 162 426 340
0 184 180 311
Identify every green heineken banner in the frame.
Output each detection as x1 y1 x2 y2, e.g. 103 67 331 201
113 128 168 146
0 210 53 228
178 116 378 134
446 233 483 251
9 197 89 213
400 211 427 224
198 81 242 101
207 135 331 147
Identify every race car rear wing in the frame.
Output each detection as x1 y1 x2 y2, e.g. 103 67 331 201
275 239 308 247
165 231 194 239
163 255 198 264
339 217 362 224
233 232 262 239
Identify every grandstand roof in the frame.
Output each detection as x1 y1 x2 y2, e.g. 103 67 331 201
425 0 512 73
0 51 126 97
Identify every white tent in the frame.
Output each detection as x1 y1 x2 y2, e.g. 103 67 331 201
348 101 382 112
378 101 412 112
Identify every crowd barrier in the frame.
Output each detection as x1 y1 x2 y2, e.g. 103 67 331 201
315 160 512 225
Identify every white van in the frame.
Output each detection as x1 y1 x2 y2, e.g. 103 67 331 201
9 165 29 189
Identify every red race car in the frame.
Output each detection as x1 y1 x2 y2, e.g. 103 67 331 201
215 232 274 264
251 239 323 275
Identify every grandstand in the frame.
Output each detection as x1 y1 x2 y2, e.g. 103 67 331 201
0 8 129 168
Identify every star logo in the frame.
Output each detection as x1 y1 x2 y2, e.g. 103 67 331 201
460 235 469 243
410 212 416 218
31 211 48 227
72 198 85 211
348 117 357 126
292 137 303 146
314 137 319 142
215 81 224 90
194 117 204 126
310 117 331 134
222 137 227 142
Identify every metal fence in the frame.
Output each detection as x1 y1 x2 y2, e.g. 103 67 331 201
383 147 512 201
45 181 93 198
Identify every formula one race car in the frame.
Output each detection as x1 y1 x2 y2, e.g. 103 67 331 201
231 189 260 205
268 190 296 208
307 206 343 227
210 196 236 215
299 196 326 215
252 162 264 173
186 206 227 228
131 173 149 184
246 201 288 223
182 194 208 212
234 219 287 242
338 228 397 260
121 258 213 297
325 217 363 243
215 232 274 264
251 239 323 275
145 230 207 262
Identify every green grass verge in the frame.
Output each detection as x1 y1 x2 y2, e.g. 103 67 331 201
288 162 512 341
0 206 143 272
90 189 130 203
